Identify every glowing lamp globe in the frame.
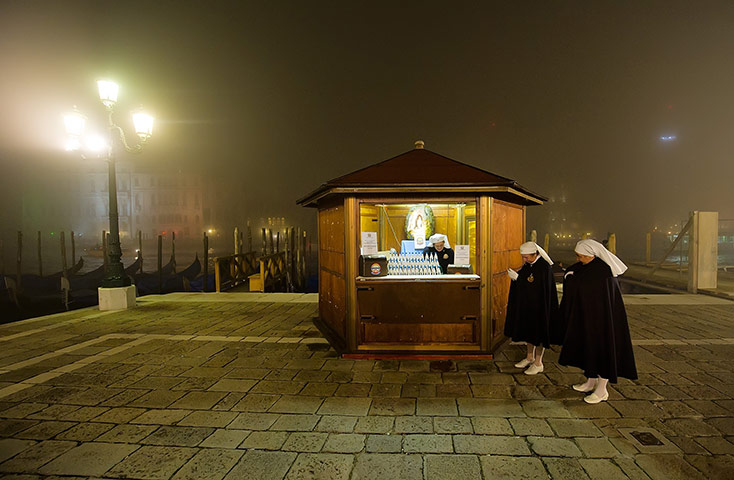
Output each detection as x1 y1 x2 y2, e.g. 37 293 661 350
132 112 154 140
97 80 119 108
63 107 86 137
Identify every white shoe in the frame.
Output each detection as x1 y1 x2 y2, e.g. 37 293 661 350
583 392 609 404
573 383 595 393
524 363 544 375
514 358 533 368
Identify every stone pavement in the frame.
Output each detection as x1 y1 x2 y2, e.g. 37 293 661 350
0 292 733 479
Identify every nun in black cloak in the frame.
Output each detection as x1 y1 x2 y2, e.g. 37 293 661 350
504 242 560 375
558 239 637 404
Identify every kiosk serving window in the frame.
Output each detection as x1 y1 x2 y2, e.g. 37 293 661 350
359 201 477 274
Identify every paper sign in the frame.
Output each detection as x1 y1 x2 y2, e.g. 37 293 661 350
361 232 378 255
455 245 470 265
414 233 426 250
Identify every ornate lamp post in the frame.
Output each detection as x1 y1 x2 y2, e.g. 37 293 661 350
64 80 154 295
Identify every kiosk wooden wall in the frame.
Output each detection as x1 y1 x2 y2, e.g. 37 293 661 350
489 199 525 350
318 201 347 341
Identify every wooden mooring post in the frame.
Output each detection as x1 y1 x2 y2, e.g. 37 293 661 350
261 228 267 256
70 231 76 266
157 234 163 293
37 231 43 277
138 231 144 273
608 233 617 255
16 231 22 290
300 229 307 289
247 221 253 252
171 232 177 274
60 231 68 280
203 231 209 292
645 232 651 264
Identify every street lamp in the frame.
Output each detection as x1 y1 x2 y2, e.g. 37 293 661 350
64 80 154 293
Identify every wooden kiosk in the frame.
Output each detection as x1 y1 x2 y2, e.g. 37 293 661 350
297 142 546 357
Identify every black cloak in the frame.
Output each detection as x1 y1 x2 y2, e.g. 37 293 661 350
557 257 638 383
423 246 454 274
504 257 559 348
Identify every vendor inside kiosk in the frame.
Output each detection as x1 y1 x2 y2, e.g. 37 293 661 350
358 202 476 277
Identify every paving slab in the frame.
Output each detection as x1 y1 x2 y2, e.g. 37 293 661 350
171 448 243 480
424 454 481 480
38 442 139 476
107 445 198 479
479 455 549 479
351 453 422 480
284 453 353 480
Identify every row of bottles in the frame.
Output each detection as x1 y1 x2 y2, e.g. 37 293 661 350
388 251 442 275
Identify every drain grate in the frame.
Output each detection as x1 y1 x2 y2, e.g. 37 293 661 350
630 430 664 446
619 427 680 454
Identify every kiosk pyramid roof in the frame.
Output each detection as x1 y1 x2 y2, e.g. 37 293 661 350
298 142 545 206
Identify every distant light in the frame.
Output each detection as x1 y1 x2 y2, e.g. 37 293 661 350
85 135 107 152
660 135 677 142
208 229 214 234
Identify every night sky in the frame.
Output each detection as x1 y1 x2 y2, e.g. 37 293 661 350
1 1 733 254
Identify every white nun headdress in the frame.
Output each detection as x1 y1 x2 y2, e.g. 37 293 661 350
428 234 450 249
574 239 627 277
519 241 553 265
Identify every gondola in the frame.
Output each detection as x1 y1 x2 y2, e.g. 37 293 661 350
65 256 145 308
133 256 201 296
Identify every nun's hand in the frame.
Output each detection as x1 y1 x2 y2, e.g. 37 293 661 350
507 268 519 281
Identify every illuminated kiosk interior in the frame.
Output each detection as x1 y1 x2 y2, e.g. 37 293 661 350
297 142 546 357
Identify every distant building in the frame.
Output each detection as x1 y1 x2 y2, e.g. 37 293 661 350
20 159 204 242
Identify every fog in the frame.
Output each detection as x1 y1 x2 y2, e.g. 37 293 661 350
2 1 733 267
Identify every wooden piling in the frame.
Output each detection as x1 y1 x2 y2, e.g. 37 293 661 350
203 232 209 292
171 231 177 274
71 231 76 265
530 229 537 243
275 232 280 253
608 233 617 255
261 228 267 255
646 232 651 264
301 230 307 289
0 238 4 275
60 231 68 280
157 234 163 293
37 231 43 277
543 233 549 253
234 227 240 255
138 230 144 273
16 231 22 290
247 221 253 252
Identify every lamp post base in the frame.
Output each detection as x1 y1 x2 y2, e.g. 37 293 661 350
98 285 136 311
